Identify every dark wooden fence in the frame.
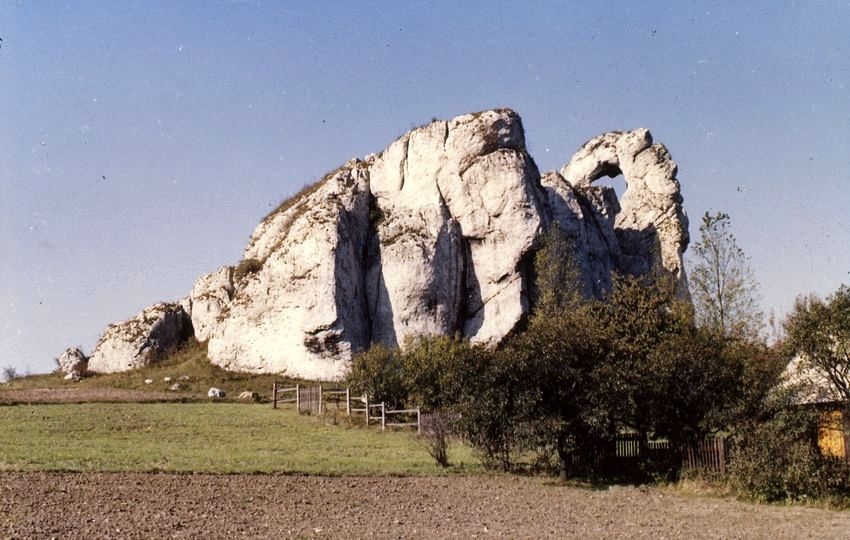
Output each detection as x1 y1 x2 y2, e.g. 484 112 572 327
565 434 726 476
682 437 726 474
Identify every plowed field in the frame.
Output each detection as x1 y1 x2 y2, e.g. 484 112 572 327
2 472 848 539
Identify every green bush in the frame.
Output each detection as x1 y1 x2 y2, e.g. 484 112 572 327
347 343 408 408
729 405 850 502
347 337 519 470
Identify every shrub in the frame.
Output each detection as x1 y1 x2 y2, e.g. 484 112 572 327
419 411 456 467
1 365 19 383
729 405 850 502
401 335 475 411
233 258 262 282
347 343 408 408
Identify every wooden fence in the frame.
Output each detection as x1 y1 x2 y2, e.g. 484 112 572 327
272 383 728 474
272 382 420 433
682 437 726 474
565 434 727 475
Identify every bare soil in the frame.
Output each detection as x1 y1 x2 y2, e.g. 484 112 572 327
2 472 848 539
0 387 194 405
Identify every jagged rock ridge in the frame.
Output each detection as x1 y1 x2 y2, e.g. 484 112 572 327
83 109 689 379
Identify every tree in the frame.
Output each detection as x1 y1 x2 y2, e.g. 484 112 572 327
688 211 763 341
346 343 408 407
532 223 584 317
784 284 850 406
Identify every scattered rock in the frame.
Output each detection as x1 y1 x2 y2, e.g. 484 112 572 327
163 376 172 382
169 383 181 391
238 391 258 401
178 375 190 381
207 387 225 398
144 379 154 385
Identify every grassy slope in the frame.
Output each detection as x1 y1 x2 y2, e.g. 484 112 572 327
0 402 479 475
2 341 300 400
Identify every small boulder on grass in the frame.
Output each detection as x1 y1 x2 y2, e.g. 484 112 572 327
238 391 259 402
207 387 225 398
57 348 88 379
169 383 182 391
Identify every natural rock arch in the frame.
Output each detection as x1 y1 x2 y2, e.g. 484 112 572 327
561 128 690 290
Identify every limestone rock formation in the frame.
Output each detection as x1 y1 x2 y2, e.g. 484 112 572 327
560 129 689 292
78 109 690 381
87 302 193 373
57 347 88 378
189 266 236 342
207 163 372 379
367 110 539 347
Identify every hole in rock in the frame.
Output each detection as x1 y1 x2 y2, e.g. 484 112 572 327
590 172 627 211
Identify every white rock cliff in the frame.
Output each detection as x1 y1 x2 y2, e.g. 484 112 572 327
82 109 690 380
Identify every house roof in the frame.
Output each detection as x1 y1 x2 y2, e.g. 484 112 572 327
781 355 848 405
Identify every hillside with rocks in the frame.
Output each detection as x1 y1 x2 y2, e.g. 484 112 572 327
61 109 689 380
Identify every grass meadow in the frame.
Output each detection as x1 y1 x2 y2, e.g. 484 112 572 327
0 402 480 475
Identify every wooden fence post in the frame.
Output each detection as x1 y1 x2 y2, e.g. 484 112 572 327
365 393 370 426
416 407 421 435
295 384 300 412
272 382 278 409
318 385 323 415
346 388 351 416
718 438 726 475
381 402 386 432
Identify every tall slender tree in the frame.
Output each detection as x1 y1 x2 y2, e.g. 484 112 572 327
688 211 763 340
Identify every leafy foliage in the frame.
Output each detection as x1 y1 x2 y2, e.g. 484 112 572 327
346 343 408 408
729 403 850 502
532 223 584 316
348 226 783 480
688 212 763 340
784 284 850 405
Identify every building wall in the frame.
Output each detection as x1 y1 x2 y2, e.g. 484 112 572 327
818 410 846 458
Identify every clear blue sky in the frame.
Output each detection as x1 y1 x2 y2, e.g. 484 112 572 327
2 1 848 375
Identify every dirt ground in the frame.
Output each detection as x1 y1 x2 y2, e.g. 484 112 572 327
2 472 849 539
0 387 194 405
